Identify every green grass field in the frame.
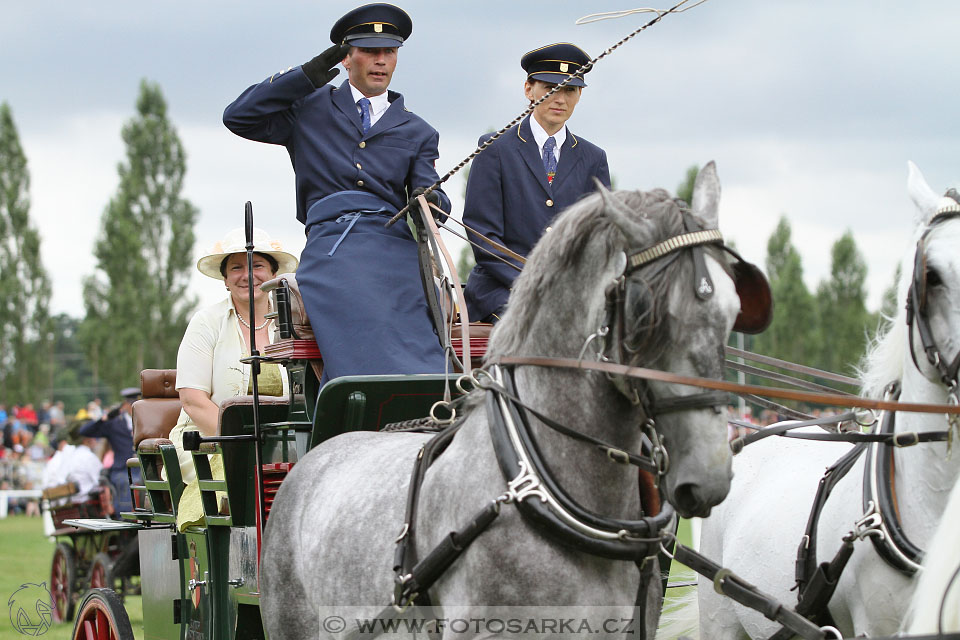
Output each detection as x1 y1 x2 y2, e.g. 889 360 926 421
0 516 143 640
0 515 696 640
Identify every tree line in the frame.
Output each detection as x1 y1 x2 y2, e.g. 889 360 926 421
0 81 196 410
0 85 890 412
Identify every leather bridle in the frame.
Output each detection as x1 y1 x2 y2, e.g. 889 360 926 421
906 189 960 400
585 207 772 425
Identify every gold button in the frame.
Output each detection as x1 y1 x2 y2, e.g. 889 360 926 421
546 199 554 207
359 141 366 149
356 163 362 169
356 180 364 187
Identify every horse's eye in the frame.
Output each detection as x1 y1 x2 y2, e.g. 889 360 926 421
926 267 943 288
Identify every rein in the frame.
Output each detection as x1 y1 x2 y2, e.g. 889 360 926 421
489 355 960 416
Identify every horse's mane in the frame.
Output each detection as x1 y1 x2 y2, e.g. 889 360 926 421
488 188 699 362
858 224 925 398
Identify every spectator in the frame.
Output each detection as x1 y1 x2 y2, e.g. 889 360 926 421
16 403 39 432
43 416 102 504
49 401 65 429
38 401 52 428
79 388 142 514
86 399 103 421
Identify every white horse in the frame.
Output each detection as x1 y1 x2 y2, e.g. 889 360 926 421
697 162 960 639
260 164 766 639
903 470 960 634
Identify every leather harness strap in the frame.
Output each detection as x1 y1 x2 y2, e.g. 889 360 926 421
670 542 829 640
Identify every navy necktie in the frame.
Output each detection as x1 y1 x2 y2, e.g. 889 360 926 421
358 97 371 134
543 136 557 184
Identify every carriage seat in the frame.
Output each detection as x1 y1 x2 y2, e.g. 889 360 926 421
260 273 493 367
132 369 181 450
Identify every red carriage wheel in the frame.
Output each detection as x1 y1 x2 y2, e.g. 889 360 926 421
51 542 77 622
71 589 133 640
89 552 124 597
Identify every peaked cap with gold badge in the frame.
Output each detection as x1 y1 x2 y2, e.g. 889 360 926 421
330 3 413 49
521 43 592 88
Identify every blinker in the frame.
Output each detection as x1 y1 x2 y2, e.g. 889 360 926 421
730 258 773 334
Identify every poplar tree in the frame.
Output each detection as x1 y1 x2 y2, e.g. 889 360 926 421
816 231 871 375
81 81 198 390
0 102 52 404
752 217 819 368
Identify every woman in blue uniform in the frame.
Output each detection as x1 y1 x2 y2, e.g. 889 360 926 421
223 3 450 382
463 43 611 323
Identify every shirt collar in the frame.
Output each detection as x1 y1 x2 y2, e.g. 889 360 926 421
528 115 566 154
349 83 390 118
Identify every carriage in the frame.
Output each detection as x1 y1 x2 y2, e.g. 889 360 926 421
44 475 141 623
62 164 960 640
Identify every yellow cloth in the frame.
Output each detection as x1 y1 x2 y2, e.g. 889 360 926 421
176 453 226 531
248 362 283 396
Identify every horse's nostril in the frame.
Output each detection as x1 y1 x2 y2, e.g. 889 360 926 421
672 483 702 516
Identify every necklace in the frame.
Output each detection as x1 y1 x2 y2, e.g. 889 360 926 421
236 309 269 331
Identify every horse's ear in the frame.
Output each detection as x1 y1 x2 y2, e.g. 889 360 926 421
691 161 721 229
596 179 647 245
908 161 939 224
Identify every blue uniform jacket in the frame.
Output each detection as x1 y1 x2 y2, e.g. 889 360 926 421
79 414 133 475
223 71 450 381
463 116 611 321
79 414 140 513
223 72 450 222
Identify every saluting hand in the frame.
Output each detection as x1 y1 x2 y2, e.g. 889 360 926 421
302 43 351 88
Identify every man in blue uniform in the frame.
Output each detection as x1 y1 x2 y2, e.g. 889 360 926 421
79 387 141 515
463 43 611 323
223 3 450 382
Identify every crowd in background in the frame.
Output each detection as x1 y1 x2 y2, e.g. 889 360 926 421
0 398 119 516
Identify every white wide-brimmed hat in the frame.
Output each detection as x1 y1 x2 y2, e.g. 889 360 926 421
197 227 298 280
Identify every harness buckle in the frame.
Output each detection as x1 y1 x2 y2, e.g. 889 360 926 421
946 388 960 451
851 501 885 542
892 431 919 448
642 419 670 484
606 448 630 464
391 575 418 613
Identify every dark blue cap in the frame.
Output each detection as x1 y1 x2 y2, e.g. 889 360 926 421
521 43 591 88
330 3 412 49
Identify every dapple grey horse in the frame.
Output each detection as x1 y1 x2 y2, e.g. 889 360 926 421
262 163 750 639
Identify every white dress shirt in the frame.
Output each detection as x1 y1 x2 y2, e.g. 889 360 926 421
529 116 567 165
349 84 390 128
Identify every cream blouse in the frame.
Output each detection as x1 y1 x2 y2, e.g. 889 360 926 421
170 296 287 483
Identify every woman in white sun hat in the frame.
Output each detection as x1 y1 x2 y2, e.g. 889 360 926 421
170 227 298 487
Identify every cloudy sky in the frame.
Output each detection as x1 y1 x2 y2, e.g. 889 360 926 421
2 0 958 316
